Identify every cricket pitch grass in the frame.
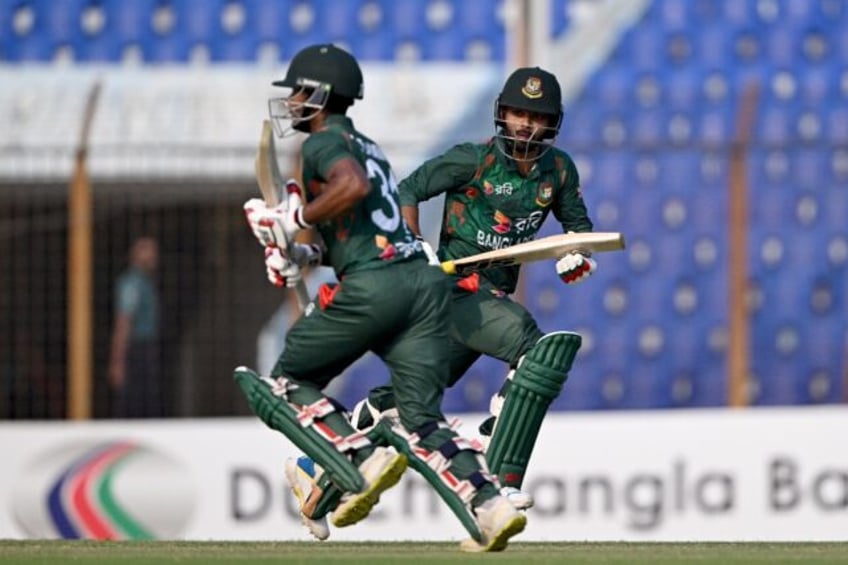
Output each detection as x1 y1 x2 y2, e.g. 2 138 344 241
1 541 848 564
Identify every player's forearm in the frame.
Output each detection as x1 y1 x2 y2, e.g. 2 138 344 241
401 205 422 236
302 158 369 224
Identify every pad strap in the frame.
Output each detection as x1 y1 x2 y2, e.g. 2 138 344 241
234 367 366 493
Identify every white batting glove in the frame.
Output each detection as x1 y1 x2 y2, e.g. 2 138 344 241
264 246 303 288
556 252 597 285
243 180 312 248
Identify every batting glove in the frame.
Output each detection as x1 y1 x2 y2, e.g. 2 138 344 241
243 180 312 248
556 252 597 285
264 246 303 288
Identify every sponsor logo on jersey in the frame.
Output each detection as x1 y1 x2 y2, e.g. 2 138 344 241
487 182 514 196
513 211 544 233
483 180 494 195
492 210 511 234
12 441 195 540
536 182 554 206
522 77 543 99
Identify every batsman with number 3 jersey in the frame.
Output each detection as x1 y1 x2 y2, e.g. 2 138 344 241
236 43 526 552
358 66 597 510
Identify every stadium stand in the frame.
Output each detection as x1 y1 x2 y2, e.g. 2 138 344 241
1 0 846 416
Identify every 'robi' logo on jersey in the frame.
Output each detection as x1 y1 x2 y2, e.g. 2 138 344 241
492 210 511 234
12 441 195 540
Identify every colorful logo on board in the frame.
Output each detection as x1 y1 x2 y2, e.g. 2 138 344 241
12 441 195 540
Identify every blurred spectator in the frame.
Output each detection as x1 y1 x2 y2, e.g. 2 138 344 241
107 236 162 418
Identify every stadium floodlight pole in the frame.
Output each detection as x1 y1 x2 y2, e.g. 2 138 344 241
68 78 102 420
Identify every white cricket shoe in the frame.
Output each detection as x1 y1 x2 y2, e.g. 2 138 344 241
460 495 527 553
284 457 330 541
331 446 407 528
500 486 534 510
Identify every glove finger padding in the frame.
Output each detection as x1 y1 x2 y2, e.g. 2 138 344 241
244 198 291 248
264 246 302 288
555 253 597 285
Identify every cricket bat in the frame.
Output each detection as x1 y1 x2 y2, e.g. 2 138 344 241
441 231 626 276
255 120 311 311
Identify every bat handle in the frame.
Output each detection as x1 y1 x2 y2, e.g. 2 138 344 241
441 260 456 275
294 281 311 311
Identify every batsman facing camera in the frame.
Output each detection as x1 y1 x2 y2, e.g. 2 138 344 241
494 66 564 162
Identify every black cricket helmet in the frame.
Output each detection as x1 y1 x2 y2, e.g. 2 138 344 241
494 67 563 161
268 44 364 136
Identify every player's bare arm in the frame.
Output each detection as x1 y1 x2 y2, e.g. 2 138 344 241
301 157 370 224
401 205 421 236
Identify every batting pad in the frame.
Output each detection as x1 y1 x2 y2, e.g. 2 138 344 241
485 331 581 488
373 419 489 543
233 367 365 494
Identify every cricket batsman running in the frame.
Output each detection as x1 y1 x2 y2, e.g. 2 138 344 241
288 65 597 540
235 43 526 552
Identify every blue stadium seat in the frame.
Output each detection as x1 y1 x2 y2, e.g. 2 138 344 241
174 0 225 43
697 26 733 69
612 23 665 70
7 33 55 61
559 104 604 146
791 148 828 190
211 32 260 61
584 64 636 111
35 0 86 44
350 32 394 61
143 33 191 62
78 30 125 62
756 100 799 145
590 150 632 195
825 105 848 143
243 0 291 42
799 61 840 105
389 0 426 38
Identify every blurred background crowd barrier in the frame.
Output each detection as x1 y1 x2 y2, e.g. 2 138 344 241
1 0 846 419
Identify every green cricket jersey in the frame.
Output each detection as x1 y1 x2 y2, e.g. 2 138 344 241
301 115 423 277
399 139 593 294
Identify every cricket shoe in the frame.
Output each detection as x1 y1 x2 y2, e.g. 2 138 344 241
284 456 331 541
460 495 527 553
331 446 408 528
500 486 534 510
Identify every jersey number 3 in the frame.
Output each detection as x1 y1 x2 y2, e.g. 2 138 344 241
366 158 400 233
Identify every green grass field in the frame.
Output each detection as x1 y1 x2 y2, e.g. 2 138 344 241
1 541 848 565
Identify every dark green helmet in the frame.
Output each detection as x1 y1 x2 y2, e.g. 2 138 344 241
493 67 563 161
273 44 363 100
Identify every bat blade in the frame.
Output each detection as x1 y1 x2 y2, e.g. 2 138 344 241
255 120 282 206
254 120 311 310
442 232 625 276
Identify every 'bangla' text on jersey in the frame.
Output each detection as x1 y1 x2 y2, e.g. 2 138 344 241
399 139 592 294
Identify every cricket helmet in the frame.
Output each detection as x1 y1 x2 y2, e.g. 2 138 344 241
268 44 363 136
494 67 563 161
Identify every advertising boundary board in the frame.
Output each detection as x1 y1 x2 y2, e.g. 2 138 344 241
2 407 847 541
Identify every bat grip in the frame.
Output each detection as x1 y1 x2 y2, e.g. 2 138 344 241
294 280 311 311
